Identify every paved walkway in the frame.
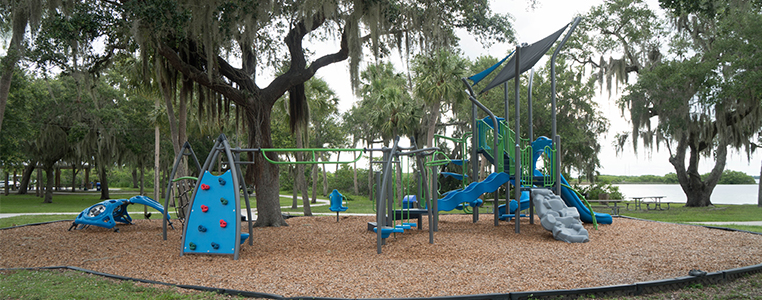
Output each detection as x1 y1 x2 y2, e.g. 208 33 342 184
0 194 375 220
688 221 762 226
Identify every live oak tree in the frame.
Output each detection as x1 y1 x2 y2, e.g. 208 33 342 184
122 0 514 226
579 0 762 206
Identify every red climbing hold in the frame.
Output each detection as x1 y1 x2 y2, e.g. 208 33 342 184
200 184 210 190
220 219 227 228
201 205 209 212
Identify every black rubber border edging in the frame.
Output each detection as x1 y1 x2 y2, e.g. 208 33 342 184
0 219 74 230
2 216 762 299
0 266 283 299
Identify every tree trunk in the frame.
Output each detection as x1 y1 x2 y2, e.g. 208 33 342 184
71 164 78 192
321 164 328 197
140 164 145 196
367 143 374 201
244 102 287 227
300 171 312 216
0 66 13 133
311 164 318 203
291 166 298 209
425 99 442 148
293 125 312 216
353 152 359 194
132 168 139 188
396 160 403 206
758 159 761 207
12 171 17 191
140 163 147 217
0 32 23 134
84 167 90 190
670 135 726 207
178 78 190 170
154 93 162 208
43 165 55 203
757 159 762 207
99 164 110 200
160 70 185 179
36 167 42 197
3 170 8 196
55 168 61 191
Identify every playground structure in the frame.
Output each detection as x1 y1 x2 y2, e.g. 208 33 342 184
158 17 613 256
69 195 170 232
372 16 611 244
455 16 613 237
162 134 365 259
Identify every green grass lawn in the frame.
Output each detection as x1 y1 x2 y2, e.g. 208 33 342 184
618 203 762 233
0 269 242 299
620 203 762 222
0 215 74 228
0 191 158 213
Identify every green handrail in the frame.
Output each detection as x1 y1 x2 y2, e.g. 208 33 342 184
172 176 198 182
260 148 364 165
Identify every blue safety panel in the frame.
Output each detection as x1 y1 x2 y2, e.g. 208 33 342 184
183 170 238 255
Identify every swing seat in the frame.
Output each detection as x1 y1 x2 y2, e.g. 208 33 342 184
402 222 417 228
395 224 412 230
329 189 348 212
374 226 404 239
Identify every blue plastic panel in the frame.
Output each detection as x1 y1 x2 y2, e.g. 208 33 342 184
183 170 238 255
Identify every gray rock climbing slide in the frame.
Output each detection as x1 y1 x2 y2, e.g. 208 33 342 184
532 189 589 243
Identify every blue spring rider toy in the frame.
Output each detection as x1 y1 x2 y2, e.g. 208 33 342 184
68 195 170 232
329 189 348 222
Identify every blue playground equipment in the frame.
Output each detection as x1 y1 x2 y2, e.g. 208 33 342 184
437 172 508 212
178 134 254 260
182 169 250 255
329 189 349 222
497 190 530 221
424 16 612 242
402 195 417 209
368 137 440 253
68 195 170 232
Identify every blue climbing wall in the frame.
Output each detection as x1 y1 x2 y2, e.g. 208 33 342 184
183 170 239 255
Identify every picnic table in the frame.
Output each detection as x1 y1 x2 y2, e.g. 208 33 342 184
631 196 667 210
586 199 623 215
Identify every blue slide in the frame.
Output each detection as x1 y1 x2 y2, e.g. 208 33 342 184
557 172 613 224
438 172 510 211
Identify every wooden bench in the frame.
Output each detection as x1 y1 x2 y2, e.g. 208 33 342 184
586 199 624 215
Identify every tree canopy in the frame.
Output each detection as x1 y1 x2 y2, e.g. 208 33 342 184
577 0 762 206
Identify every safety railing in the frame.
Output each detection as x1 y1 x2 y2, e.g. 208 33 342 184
260 148 364 165
539 145 557 187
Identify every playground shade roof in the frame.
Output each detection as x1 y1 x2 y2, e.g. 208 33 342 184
467 53 511 86
479 24 569 94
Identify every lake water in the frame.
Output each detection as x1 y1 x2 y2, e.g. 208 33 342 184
613 183 760 205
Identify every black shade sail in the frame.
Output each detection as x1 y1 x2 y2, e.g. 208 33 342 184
479 24 569 94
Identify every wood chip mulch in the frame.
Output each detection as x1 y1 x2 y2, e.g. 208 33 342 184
1 215 761 298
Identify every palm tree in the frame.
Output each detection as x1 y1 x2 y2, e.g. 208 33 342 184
359 62 420 203
412 50 467 148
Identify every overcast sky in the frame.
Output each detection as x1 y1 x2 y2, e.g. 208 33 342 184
307 0 761 177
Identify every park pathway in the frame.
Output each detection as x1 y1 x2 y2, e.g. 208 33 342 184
0 194 377 220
